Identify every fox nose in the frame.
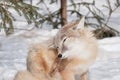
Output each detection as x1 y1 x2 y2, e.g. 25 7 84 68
58 54 62 58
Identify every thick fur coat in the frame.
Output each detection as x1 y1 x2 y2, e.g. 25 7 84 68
14 17 98 80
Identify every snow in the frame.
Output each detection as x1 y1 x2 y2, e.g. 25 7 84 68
0 0 120 80
0 29 120 80
98 37 120 52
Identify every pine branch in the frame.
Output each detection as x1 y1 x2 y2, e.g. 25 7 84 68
0 0 42 35
42 1 54 27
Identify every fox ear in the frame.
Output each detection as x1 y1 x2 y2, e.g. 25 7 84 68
60 16 85 31
76 16 85 29
62 21 78 30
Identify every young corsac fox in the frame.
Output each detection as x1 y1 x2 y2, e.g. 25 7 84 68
14 17 98 80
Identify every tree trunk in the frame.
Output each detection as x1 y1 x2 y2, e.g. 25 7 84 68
60 0 67 26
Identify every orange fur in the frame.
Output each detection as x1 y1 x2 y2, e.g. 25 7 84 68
14 17 98 80
14 44 63 80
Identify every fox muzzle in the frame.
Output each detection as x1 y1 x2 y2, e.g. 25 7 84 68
58 54 62 58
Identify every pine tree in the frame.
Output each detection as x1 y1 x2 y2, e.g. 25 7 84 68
0 0 119 38
0 0 41 35
38 0 120 39
60 0 67 26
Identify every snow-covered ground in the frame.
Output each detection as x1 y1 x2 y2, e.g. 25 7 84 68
90 37 120 80
0 29 120 80
0 0 120 80
0 29 57 80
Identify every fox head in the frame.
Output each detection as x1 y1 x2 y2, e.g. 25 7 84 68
48 17 96 59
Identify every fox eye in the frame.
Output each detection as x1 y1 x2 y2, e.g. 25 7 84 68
63 38 67 43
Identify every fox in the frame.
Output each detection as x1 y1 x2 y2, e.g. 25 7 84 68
14 17 98 80
49 17 98 80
